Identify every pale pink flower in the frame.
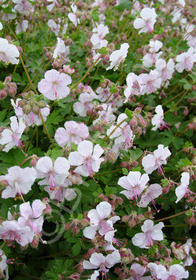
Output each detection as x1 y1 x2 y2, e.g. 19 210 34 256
106 113 134 150
93 104 116 126
132 220 164 249
47 19 60 35
16 19 28 34
11 98 50 127
124 73 143 102
142 40 163 68
0 220 33 247
156 264 189 280
138 183 162 208
83 201 120 239
38 69 71 100
0 166 37 199
183 239 193 267
0 38 19 64
0 116 25 152
91 24 109 50
175 47 196 73
0 249 8 280
151 105 167 131
36 156 70 188
47 0 60 12
53 37 70 60
139 70 162 95
142 144 171 174
68 4 80 26
55 120 89 148
155 58 175 83
44 179 76 202
175 172 190 203
83 251 121 278
73 91 97 117
130 263 147 280
118 171 149 202
68 140 104 177
133 8 157 33
13 0 34 15
18 200 46 237
106 43 129 71
96 87 112 102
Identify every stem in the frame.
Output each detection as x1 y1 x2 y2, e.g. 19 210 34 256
19 55 39 95
39 112 54 146
71 56 101 91
155 209 195 223
104 118 127 142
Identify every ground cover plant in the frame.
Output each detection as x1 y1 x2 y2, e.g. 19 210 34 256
0 0 196 279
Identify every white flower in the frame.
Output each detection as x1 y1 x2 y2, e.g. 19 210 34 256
106 43 129 71
16 19 28 34
176 47 196 73
83 201 120 239
175 172 190 203
0 166 37 199
0 38 19 64
132 220 164 249
133 8 157 33
142 144 171 174
151 105 166 131
118 171 149 202
68 4 80 26
68 140 104 177
0 116 25 152
53 37 70 59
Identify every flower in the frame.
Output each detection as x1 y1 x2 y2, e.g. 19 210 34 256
68 140 104 177
90 24 109 50
18 200 46 241
68 4 80 26
0 250 8 280
175 172 190 203
0 116 25 152
124 73 143 102
0 166 37 199
83 201 120 239
13 0 34 15
133 7 157 33
175 47 196 73
36 156 70 189
118 171 149 202
106 113 134 151
0 38 19 64
156 264 189 280
53 37 70 60
83 251 121 278
38 69 71 100
54 120 89 148
106 43 129 71
132 220 164 249
0 220 33 247
73 91 97 117
138 183 162 208
139 70 162 95
151 105 167 131
142 144 171 174
11 98 50 127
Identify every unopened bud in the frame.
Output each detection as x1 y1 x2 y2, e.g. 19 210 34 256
22 104 31 114
32 105 40 114
0 89 7 100
37 100 46 108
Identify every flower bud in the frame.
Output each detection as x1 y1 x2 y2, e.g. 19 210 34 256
22 104 32 114
37 100 46 108
32 105 40 114
0 89 7 100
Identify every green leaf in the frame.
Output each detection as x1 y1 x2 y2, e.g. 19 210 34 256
122 168 129 175
115 0 132 11
72 243 81 256
0 81 5 89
